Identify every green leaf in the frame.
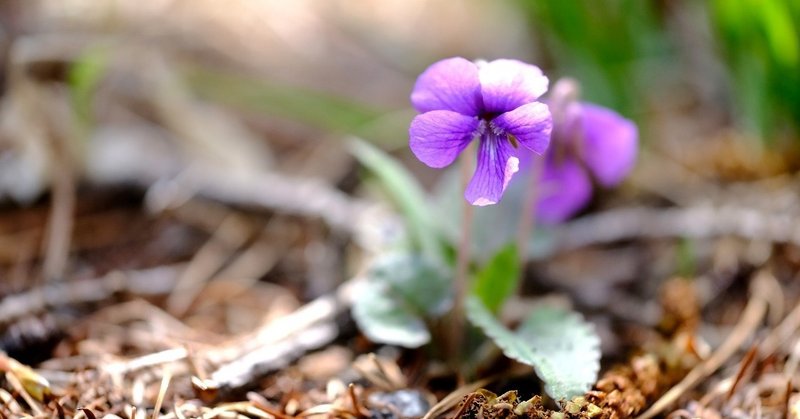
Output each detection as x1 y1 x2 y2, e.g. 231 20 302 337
68 46 109 130
185 68 414 148
349 138 441 260
466 296 601 401
186 69 382 134
472 243 520 314
352 281 432 348
352 252 451 348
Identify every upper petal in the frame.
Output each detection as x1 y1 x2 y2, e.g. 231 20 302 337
579 103 638 186
464 133 520 206
492 102 553 154
479 59 549 114
410 57 482 116
409 110 479 168
536 157 593 224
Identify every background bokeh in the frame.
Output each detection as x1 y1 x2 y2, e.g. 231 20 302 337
1 0 798 204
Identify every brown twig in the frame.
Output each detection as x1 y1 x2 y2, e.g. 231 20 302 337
151 371 172 419
782 378 792 419
347 383 370 418
146 166 378 238
102 348 188 378
759 293 800 358
206 279 361 389
4 370 44 416
537 205 800 260
78 408 97 419
165 212 253 317
41 138 77 283
247 393 295 419
726 344 758 400
0 265 184 327
449 392 479 419
421 376 494 419
193 218 296 312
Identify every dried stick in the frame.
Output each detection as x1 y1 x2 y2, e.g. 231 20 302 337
421 376 494 419
166 213 253 317
146 167 378 238
71 277 356 393
536 204 800 259
3 371 44 416
152 371 172 419
759 292 800 357
102 348 188 378
40 150 76 283
205 279 361 390
192 221 292 311
0 265 184 326
209 322 338 390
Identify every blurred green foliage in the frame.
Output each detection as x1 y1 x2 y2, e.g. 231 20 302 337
186 1 800 149
68 46 109 132
519 0 800 145
349 138 442 260
190 70 380 132
518 0 669 118
710 0 800 145
187 69 413 148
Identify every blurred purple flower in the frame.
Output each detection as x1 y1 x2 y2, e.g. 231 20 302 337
533 79 638 223
409 57 553 206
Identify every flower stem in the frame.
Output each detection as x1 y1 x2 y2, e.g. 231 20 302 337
449 144 475 373
516 154 543 275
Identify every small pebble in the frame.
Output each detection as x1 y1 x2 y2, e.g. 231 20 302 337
368 389 430 419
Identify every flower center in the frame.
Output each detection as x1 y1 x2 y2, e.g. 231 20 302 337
479 111 501 120
478 119 518 149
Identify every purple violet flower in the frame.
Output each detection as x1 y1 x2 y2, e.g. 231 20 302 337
409 57 553 206
531 78 638 223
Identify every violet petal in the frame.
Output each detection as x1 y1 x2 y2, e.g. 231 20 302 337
464 133 519 206
580 103 638 187
409 111 479 168
536 157 593 224
492 102 553 155
479 59 549 114
410 57 482 116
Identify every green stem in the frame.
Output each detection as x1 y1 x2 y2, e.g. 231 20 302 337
516 154 543 263
450 144 475 376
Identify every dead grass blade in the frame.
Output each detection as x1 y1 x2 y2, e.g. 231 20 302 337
421 376 494 419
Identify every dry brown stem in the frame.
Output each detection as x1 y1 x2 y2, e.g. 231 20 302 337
540 205 800 259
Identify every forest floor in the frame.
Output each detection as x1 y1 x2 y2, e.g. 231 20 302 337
2 2 800 418
1 130 799 419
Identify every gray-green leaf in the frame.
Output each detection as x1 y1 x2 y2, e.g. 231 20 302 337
352 281 431 348
69 46 109 129
466 296 601 400
352 252 452 348
349 138 441 261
